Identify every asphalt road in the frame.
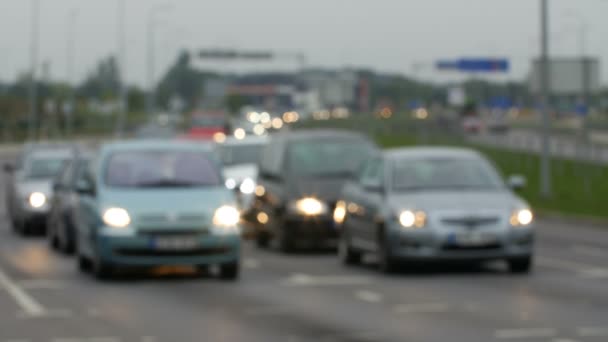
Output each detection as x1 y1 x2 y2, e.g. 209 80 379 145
1 182 608 341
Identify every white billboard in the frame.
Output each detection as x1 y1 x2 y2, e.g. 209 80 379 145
528 58 600 95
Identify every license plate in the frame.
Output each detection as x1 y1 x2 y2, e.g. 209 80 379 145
152 236 199 251
450 232 497 246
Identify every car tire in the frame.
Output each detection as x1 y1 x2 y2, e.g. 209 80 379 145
277 227 294 253
339 226 362 266
256 231 271 249
78 254 92 273
378 234 398 274
219 261 239 280
508 257 532 274
93 256 115 280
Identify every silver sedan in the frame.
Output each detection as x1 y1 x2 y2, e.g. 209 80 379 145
5 147 74 235
335 147 534 274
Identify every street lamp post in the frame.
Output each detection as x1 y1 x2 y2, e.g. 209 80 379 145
66 8 78 138
146 4 172 119
539 0 552 198
116 0 127 137
28 0 40 141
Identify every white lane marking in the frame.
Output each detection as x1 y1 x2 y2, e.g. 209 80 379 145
494 328 557 339
553 339 579 342
578 327 608 337
243 258 260 269
354 290 383 303
282 273 372 287
0 265 46 316
393 303 450 314
19 279 64 290
536 257 608 278
571 245 607 258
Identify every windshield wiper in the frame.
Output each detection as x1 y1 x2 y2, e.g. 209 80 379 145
134 179 202 188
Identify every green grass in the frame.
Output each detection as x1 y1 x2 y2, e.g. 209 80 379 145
376 135 608 220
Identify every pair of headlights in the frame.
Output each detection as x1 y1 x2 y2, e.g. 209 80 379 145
102 206 240 229
225 178 256 195
399 209 533 229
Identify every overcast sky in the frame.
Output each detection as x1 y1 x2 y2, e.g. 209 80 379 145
1 0 607 87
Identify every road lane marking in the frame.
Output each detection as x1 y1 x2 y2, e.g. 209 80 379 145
393 303 450 314
571 245 607 258
282 273 372 287
19 279 64 290
536 257 608 278
494 328 557 339
553 339 579 342
577 327 608 337
0 265 46 316
354 290 383 303
243 258 260 269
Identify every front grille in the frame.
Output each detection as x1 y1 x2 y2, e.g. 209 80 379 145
138 213 209 225
441 217 500 227
115 246 231 257
442 243 502 251
137 230 209 237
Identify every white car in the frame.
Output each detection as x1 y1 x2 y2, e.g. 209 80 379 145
218 136 269 212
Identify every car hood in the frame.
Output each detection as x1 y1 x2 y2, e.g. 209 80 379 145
288 177 349 203
17 179 53 198
223 164 258 183
387 190 526 213
99 187 236 224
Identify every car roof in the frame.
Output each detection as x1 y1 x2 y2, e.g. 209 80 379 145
276 129 371 142
27 148 75 159
100 139 215 153
384 146 483 160
222 135 269 146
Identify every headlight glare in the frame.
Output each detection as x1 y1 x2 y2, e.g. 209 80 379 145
511 209 533 227
294 197 327 216
213 205 240 227
225 178 237 190
333 200 346 224
239 178 255 194
28 192 46 208
103 208 131 228
399 210 426 229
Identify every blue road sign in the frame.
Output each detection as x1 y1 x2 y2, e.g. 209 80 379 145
436 58 510 73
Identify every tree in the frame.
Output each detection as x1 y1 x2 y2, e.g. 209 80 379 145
79 56 120 100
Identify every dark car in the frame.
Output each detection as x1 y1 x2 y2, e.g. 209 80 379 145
251 130 377 252
47 150 94 254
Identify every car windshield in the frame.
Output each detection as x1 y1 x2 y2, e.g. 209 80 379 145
25 157 68 179
104 151 222 188
220 143 264 166
288 140 373 177
392 157 504 191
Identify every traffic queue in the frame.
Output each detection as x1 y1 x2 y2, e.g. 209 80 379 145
3 125 535 281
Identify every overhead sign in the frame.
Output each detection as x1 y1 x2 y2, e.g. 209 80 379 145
436 58 510 73
199 49 273 61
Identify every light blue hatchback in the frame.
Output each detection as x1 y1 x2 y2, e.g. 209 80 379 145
73 140 241 280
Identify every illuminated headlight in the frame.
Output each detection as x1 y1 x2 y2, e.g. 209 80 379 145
213 205 240 227
225 178 237 190
239 178 255 194
28 192 46 208
399 210 427 229
102 207 131 228
510 209 533 227
292 197 328 216
333 200 347 224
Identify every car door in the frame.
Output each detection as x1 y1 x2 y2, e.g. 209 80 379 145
73 165 99 258
255 137 286 232
49 160 74 236
347 158 384 250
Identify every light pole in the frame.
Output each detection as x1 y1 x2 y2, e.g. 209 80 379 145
116 0 127 137
146 3 172 119
28 0 40 141
66 8 78 138
539 0 551 198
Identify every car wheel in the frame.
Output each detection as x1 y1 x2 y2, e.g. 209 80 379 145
277 227 294 253
508 257 532 274
339 226 362 266
255 231 270 249
219 261 240 280
378 234 398 274
77 254 92 273
93 255 115 280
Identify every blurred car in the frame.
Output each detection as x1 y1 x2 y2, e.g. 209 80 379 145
73 140 241 280
135 122 179 140
486 114 510 134
5 146 75 235
181 113 229 141
335 147 534 274
252 130 377 252
47 150 94 254
462 116 483 134
218 135 268 212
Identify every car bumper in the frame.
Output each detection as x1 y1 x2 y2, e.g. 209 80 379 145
95 231 241 267
386 225 534 262
284 215 339 241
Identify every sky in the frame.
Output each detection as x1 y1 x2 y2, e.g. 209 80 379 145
1 0 607 88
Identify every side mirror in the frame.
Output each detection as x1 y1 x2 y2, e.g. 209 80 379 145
507 175 526 191
362 182 385 195
3 163 14 173
75 179 96 196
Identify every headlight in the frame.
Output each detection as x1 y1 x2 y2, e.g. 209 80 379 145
213 205 240 227
28 192 46 208
102 208 131 228
511 209 533 227
225 178 237 190
239 178 255 194
333 200 346 224
399 210 427 229
292 197 328 216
